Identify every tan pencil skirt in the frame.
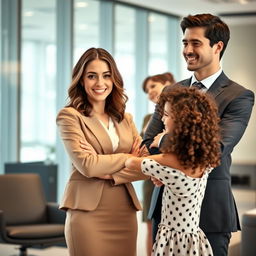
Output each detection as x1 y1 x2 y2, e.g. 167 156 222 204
65 181 138 256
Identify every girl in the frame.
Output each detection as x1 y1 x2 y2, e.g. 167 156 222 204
126 86 220 256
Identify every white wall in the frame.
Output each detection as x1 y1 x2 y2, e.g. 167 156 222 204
223 23 256 164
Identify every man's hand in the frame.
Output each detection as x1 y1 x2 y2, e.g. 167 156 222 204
150 130 167 148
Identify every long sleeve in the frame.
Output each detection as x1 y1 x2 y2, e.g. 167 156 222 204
57 108 130 178
141 158 181 188
142 104 165 155
112 113 148 184
219 89 254 157
141 158 206 196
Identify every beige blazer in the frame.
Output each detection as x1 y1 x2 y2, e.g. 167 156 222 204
56 107 147 212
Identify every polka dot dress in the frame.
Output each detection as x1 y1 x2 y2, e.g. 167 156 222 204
141 159 213 256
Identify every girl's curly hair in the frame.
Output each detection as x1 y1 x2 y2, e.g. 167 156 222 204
159 86 221 172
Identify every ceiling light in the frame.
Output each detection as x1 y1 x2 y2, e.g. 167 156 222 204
76 2 88 8
239 0 249 4
24 11 34 17
148 15 155 23
78 24 88 30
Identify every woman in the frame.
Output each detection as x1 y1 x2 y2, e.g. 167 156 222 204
56 47 147 256
141 72 176 256
126 86 220 255
142 72 176 104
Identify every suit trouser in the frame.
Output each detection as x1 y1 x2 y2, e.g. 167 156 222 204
151 194 162 242
205 232 231 256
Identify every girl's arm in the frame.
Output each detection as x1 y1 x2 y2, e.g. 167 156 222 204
125 153 180 172
125 157 145 171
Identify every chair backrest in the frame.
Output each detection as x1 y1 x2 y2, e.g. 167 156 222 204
0 173 47 225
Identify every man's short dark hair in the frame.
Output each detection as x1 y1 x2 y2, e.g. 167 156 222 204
180 13 230 59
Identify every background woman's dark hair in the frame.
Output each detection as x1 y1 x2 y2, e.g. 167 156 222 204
142 72 176 93
159 86 221 171
180 13 230 59
66 47 128 122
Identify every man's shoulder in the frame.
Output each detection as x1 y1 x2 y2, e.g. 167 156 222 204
227 79 251 92
220 73 254 98
217 72 250 90
211 73 255 111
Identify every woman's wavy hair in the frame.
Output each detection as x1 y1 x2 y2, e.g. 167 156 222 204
159 86 221 171
142 72 176 93
66 47 128 122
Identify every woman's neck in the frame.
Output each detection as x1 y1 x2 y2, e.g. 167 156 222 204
91 104 109 128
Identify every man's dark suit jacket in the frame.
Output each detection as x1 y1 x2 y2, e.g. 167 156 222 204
144 71 254 233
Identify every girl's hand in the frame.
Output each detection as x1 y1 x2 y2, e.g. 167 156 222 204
151 177 163 187
80 140 97 155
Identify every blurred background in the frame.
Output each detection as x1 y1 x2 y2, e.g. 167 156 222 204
0 0 256 254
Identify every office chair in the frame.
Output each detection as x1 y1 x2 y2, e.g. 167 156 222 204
0 173 66 256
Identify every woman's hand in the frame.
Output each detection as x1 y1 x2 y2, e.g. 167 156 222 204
138 144 149 157
98 174 113 180
131 137 142 156
80 140 97 155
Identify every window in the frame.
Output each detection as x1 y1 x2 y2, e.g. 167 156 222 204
147 12 171 113
20 0 56 162
114 5 136 115
74 0 100 63
148 12 169 74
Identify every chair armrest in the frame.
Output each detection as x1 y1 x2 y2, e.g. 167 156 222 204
46 202 66 224
0 210 8 242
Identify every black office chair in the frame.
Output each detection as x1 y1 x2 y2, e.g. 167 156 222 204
0 173 66 256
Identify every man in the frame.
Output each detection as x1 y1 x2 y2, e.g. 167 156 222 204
143 13 254 256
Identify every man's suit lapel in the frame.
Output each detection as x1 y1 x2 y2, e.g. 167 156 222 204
82 115 113 154
179 78 191 87
181 71 230 100
207 71 230 99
